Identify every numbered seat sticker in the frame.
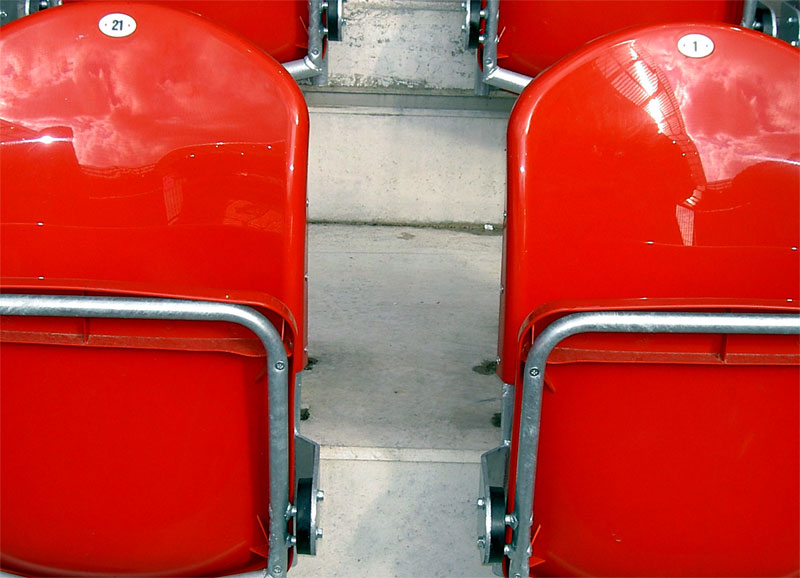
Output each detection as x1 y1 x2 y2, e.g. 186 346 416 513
677 34 715 58
99 13 136 38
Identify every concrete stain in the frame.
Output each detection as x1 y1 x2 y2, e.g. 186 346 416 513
471 358 498 375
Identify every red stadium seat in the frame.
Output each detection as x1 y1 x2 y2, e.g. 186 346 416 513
0 3 318 576
61 0 309 63
59 0 343 81
479 21 800 577
468 0 747 93
495 0 742 77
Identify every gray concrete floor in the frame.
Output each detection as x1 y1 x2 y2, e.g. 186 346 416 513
292 224 504 578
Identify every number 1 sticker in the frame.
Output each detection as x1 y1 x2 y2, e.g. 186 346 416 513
678 34 714 58
99 13 136 38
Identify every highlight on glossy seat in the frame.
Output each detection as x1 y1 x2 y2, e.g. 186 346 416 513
477 21 800 577
0 3 319 577
463 0 799 93
2 0 343 83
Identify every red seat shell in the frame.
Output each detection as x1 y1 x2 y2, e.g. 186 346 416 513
499 22 800 385
0 3 308 575
493 0 742 77
500 22 800 576
63 0 309 62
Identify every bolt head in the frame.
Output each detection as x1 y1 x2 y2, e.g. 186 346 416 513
275 361 286 371
316 527 324 539
477 497 486 509
476 537 486 549
316 489 325 502
529 367 540 377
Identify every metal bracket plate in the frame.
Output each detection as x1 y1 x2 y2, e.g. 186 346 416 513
294 434 322 556
477 444 509 565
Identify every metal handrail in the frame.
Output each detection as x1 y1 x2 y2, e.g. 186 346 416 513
480 0 533 94
507 310 800 578
0 293 293 578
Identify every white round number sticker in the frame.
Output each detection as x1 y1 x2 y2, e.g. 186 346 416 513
99 13 136 38
678 34 714 58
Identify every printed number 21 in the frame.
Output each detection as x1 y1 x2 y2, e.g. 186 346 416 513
112 19 123 31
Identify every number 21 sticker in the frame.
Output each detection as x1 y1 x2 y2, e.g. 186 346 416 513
677 34 714 58
99 13 136 38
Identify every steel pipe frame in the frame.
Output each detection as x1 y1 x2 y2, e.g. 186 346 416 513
283 0 328 85
479 0 533 94
0 294 295 578
507 310 800 578
741 0 759 26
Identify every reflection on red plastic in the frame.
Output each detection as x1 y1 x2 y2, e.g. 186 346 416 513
492 0 742 77
62 0 309 62
500 23 800 577
0 3 308 576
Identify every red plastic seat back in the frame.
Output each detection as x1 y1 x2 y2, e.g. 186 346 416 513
495 0 742 77
500 22 800 384
0 3 307 576
62 0 309 62
0 1 308 359
500 22 799 577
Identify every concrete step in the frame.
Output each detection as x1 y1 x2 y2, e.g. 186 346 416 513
292 224 505 577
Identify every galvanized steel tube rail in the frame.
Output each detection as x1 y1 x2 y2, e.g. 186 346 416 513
480 0 533 94
0 294 293 578
741 0 759 27
283 0 327 83
507 310 800 578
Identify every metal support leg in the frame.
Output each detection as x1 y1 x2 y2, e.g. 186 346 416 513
507 311 800 578
742 0 759 26
500 382 514 446
283 0 342 83
480 0 533 94
0 294 296 578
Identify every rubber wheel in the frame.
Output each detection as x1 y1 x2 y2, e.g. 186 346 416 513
295 477 314 554
465 0 482 49
487 486 506 563
326 0 343 41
